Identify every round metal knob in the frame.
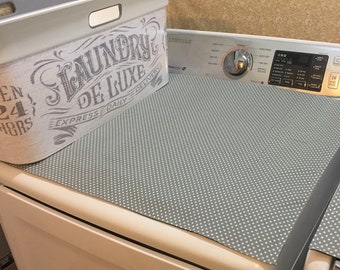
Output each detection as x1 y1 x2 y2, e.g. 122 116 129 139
223 48 252 78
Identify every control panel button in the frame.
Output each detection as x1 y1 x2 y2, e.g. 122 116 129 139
313 55 328 63
310 73 323 81
308 82 322 91
269 77 281 85
282 79 293 86
312 64 324 72
328 73 340 89
295 80 307 88
333 56 340 66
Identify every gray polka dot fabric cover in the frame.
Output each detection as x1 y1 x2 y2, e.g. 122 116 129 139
311 185 340 259
16 74 340 266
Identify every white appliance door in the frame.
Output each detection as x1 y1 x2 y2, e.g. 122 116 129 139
0 185 202 270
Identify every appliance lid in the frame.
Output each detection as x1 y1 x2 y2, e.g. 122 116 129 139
14 73 340 268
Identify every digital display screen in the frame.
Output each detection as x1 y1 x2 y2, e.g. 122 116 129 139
298 54 310 66
275 51 312 66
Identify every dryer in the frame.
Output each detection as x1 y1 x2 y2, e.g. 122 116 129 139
1 29 340 270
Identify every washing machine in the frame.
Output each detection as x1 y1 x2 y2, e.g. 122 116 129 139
1 26 340 270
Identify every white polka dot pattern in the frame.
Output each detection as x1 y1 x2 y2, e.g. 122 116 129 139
311 185 340 259
17 74 340 265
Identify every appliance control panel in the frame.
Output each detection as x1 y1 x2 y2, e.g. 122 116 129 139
168 29 340 97
268 51 328 92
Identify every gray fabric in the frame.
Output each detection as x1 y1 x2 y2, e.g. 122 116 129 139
311 185 340 259
17 73 340 265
